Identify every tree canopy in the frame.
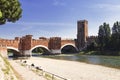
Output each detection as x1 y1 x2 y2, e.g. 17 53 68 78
110 21 120 50
87 21 120 55
0 0 22 25
98 22 111 50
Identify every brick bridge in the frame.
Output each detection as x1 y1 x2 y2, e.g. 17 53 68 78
0 20 91 57
0 35 78 57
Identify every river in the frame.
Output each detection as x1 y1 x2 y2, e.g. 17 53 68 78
39 54 120 69
9 53 120 69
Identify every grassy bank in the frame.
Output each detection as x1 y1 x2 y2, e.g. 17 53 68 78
0 54 23 80
79 50 120 56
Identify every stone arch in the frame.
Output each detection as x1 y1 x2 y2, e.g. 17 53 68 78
30 45 50 52
7 46 19 52
61 43 78 51
7 46 20 57
60 43 78 54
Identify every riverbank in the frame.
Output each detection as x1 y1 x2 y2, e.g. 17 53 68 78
0 54 18 80
80 50 120 56
22 57 120 80
9 60 46 80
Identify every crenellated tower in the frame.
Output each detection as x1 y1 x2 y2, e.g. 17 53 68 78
76 20 88 50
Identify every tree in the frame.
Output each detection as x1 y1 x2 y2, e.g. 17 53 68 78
87 42 96 51
98 22 111 50
0 0 22 25
112 21 120 35
111 21 120 50
0 10 2 18
98 25 104 50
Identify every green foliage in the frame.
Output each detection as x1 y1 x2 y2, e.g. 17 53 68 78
98 22 111 50
0 0 22 25
110 21 120 51
87 42 96 51
87 21 120 55
0 10 2 18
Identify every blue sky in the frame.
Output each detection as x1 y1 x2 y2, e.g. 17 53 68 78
0 0 120 39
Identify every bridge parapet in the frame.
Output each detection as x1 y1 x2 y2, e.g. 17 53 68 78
0 39 19 48
32 39 49 48
61 39 75 46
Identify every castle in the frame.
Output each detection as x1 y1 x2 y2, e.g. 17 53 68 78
0 20 96 57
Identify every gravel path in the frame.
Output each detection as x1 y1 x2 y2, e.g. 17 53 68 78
25 57 120 80
9 60 46 80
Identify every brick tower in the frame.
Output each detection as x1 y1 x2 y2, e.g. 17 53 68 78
19 35 33 56
49 37 61 54
76 20 88 50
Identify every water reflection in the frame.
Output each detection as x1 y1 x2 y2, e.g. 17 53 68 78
8 52 120 69
41 54 120 69
85 56 101 64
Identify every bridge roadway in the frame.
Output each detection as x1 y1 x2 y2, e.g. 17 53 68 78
0 35 78 57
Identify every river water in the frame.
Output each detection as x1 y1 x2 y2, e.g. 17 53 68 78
8 53 120 69
40 54 120 69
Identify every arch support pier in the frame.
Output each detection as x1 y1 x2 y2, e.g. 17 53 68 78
20 50 32 57
50 49 61 54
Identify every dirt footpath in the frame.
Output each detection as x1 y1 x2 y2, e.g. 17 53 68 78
9 60 46 80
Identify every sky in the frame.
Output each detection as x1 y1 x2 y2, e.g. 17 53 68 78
0 0 120 39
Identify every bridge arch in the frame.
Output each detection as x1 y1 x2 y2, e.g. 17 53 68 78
61 43 78 53
7 46 20 57
61 43 78 50
30 45 50 52
7 46 19 52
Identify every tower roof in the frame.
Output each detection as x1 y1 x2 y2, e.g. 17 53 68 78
77 20 88 23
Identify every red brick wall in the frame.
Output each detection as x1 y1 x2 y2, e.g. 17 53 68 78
61 40 75 47
32 39 49 48
49 37 61 49
0 39 19 48
0 35 76 51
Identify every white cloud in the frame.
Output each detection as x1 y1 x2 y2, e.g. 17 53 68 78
93 4 120 11
17 22 75 27
53 0 66 6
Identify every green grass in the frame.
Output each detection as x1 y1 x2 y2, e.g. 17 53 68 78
2 67 10 74
0 54 10 75
0 53 23 80
45 73 52 80
80 50 120 56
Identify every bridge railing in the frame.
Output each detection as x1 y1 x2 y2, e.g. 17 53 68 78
17 60 69 80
